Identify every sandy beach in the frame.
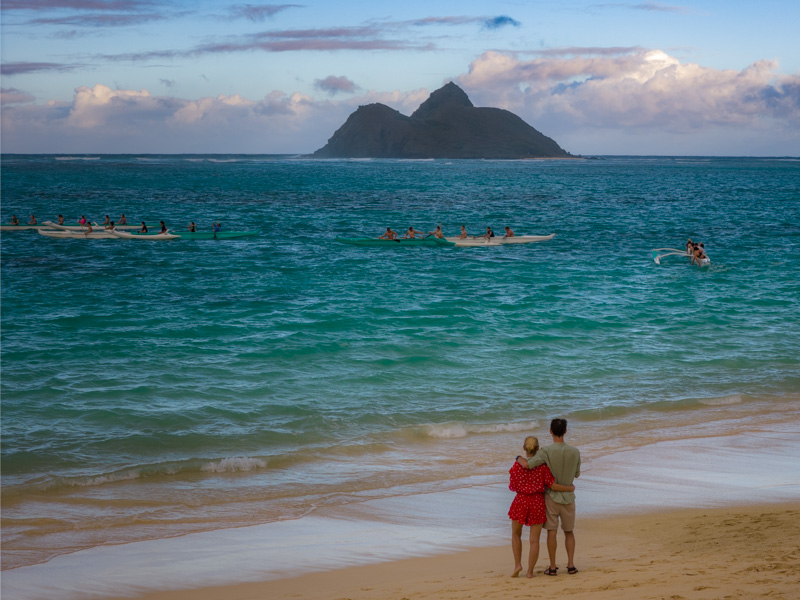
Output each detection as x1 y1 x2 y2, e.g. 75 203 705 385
123 502 800 600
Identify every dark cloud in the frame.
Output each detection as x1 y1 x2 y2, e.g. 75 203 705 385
483 16 521 30
0 61 83 76
160 78 176 88
531 46 644 57
1 87 36 104
313 75 358 95
2 0 158 11
228 4 301 22
29 12 166 26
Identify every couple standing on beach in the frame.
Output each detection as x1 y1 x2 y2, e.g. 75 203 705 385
509 418 581 578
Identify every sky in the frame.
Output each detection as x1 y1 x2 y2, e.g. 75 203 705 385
1 0 798 155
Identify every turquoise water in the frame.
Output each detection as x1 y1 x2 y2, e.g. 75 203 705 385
2 155 799 570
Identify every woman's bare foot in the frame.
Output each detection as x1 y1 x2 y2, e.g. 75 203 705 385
511 566 522 577
526 571 535 578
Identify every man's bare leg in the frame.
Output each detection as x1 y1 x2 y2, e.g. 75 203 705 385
527 524 542 577
565 530 576 570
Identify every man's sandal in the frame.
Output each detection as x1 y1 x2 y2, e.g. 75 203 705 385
567 566 578 574
543 567 558 576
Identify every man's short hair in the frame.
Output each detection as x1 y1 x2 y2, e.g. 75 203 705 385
550 418 568 437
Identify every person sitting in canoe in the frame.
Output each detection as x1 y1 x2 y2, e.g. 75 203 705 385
10 214 20 225
57 215 65 225
403 226 425 239
28 214 37 225
691 243 708 265
159 221 168 234
484 226 495 240
686 238 694 254
105 221 115 231
103 215 111 226
458 225 468 239
79 215 87 226
504 226 515 238
84 222 93 235
118 214 128 225
139 221 148 233
379 227 397 240
428 225 445 239
189 222 197 232
213 222 222 233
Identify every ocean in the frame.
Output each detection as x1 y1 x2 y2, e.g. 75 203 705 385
1 155 799 587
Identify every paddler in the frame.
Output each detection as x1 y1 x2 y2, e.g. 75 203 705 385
403 226 425 239
379 227 397 240
504 226 515 237
428 224 445 239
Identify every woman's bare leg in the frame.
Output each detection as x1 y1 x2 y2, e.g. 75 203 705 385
511 520 523 577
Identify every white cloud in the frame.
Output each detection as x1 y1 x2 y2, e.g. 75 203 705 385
457 49 800 137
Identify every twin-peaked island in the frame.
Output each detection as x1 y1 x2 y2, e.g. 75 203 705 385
313 82 572 159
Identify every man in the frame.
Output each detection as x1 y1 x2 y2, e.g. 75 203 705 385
379 227 397 240
517 418 581 575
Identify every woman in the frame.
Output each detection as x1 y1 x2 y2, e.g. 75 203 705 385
118 214 128 225
139 221 148 233
159 220 168 234
509 436 574 578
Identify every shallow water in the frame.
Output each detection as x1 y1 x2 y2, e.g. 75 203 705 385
2 155 799 570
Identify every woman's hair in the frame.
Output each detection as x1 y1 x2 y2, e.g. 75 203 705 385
523 436 539 456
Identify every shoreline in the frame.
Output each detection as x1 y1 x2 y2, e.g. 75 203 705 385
3 417 799 600
121 501 800 600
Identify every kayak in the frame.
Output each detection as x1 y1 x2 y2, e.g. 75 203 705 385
445 233 555 247
174 230 259 240
38 228 118 239
110 230 180 241
336 237 456 247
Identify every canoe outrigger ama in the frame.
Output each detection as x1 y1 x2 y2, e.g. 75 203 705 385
652 248 710 266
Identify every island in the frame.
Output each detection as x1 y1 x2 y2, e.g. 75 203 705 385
312 82 572 159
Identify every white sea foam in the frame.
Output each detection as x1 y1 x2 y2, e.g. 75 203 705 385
698 394 743 406
201 457 267 473
54 156 100 161
420 420 539 439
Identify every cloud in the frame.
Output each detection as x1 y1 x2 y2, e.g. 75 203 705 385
1 61 84 76
160 78 176 88
456 49 800 136
0 83 433 153
1 1 158 10
1 87 36 105
313 75 358 95
592 2 689 13
227 3 301 22
483 16 521 30
28 12 167 26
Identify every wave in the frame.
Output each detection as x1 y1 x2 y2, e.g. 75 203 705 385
697 394 743 406
200 457 267 473
414 420 540 439
54 156 100 161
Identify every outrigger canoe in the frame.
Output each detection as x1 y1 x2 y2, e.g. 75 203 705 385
174 230 258 240
652 248 710 266
336 237 456 247
1 224 47 231
42 221 139 231
38 228 118 239
110 230 180 241
445 233 555 247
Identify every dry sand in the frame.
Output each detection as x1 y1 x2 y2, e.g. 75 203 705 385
125 502 800 600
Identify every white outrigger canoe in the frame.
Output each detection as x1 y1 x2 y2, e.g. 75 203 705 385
42 220 140 231
110 230 180 241
652 247 710 266
38 228 118 239
1 224 46 231
445 233 555 247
